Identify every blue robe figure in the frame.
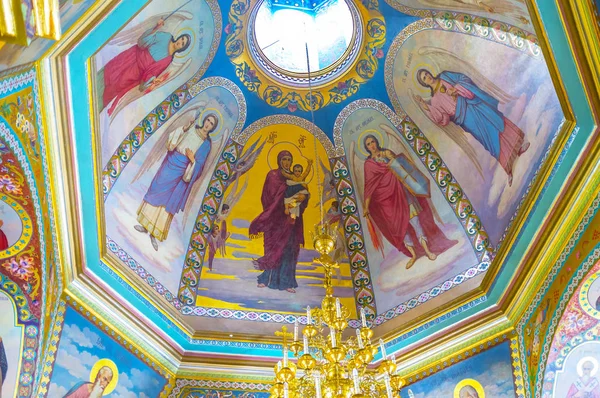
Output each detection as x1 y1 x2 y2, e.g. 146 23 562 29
135 114 219 250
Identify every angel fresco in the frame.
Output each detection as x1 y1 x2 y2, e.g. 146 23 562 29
95 8 194 119
205 177 249 271
352 124 457 270
132 103 228 251
416 0 529 25
411 48 530 187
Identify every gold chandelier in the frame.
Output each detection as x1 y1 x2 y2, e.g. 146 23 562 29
269 223 405 398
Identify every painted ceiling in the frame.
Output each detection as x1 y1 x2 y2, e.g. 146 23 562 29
3 0 584 360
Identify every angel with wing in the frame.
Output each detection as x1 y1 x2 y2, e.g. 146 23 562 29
411 48 530 186
95 8 194 118
417 0 530 25
133 104 228 251
204 177 249 271
351 124 457 269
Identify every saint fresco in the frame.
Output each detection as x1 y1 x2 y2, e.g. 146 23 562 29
387 26 563 246
105 84 241 295
0 200 22 251
399 341 517 397
94 0 219 164
193 123 355 314
340 105 479 313
384 0 532 31
47 306 166 398
552 343 600 398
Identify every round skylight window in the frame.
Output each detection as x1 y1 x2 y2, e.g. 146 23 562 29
250 0 361 87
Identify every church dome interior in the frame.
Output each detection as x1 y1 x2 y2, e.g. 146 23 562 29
0 0 599 396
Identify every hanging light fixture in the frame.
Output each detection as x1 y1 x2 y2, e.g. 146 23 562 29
268 35 405 398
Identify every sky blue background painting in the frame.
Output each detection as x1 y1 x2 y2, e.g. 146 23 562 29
47 306 167 398
399 341 517 398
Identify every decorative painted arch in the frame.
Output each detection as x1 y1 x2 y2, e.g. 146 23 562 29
177 114 380 322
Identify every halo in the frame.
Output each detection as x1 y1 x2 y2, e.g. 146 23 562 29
412 62 438 95
90 358 119 396
355 129 385 159
198 108 225 140
454 378 485 398
174 27 196 59
577 356 599 377
266 142 314 183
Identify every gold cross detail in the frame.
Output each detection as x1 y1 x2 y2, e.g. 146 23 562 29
275 325 293 347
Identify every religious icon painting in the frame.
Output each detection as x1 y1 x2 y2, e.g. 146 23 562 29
386 22 564 247
384 0 532 31
0 197 30 256
0 290 23 398
580 270 600 316
47 305 167 397
551 342 600 398
398 341 517 397
337 101 481 317
105 81 243 296
192 119 356 318
93 0 222 165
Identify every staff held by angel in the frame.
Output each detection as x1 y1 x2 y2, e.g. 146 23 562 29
96 2 195 118
352 124 457 270
411 48 530 186
132 101 229 251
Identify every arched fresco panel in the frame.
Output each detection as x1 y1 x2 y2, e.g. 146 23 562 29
94 0 222 165
104 78 245 297
180 116 356 318
542 260 600 397
336 99 484 316
384 0 532 31
385 20 563 247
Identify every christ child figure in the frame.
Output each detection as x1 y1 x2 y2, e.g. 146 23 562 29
282 160 313 220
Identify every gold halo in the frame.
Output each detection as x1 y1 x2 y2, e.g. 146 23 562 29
199 108 224 139
174 27 196 59
355 129 385 159
412 62 438 95
454 378 485 398
577 356 599 377
90 359 119 396
266 142 314 183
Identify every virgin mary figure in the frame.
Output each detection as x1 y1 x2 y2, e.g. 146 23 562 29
249 150 308 293
415 68 530 186
362 134 457 269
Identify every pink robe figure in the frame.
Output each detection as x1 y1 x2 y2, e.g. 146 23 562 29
422 79 524 176
63 382 94 398
100 29 174 115
566 377 600 398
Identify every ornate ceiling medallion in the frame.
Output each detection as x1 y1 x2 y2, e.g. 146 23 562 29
225 0 385 112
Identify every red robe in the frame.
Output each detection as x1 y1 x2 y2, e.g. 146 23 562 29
363 157 456 258
249 151 307 271
102 45 173 115
0 228 8 250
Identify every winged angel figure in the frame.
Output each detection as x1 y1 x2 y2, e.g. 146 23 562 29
96 10 194 120
410 47 530 187
417 0 530 25
350 124 457 269
205 140 266 270
132 101 228 251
